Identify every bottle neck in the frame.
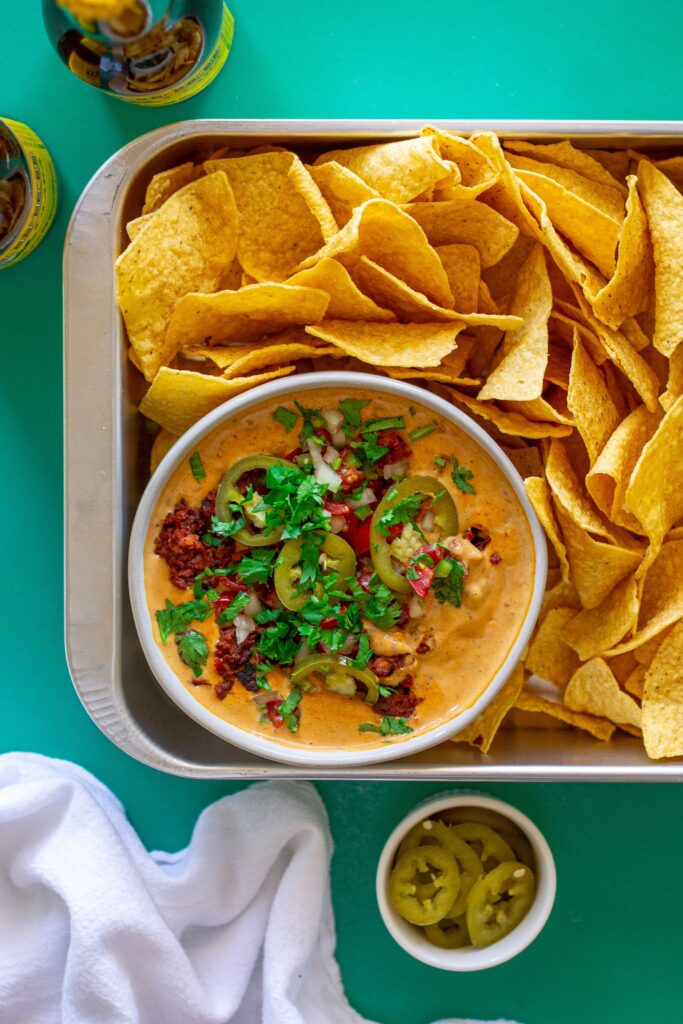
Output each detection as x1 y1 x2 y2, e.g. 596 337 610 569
58 0 170 42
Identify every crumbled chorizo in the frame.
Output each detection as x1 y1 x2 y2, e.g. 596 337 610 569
154 491 235 589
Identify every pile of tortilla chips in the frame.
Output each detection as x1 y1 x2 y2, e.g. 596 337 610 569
116 127 683 761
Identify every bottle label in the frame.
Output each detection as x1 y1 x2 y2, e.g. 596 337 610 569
123 3 234 106
0 120 58 270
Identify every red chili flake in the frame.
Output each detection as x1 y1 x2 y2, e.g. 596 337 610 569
191 678 211 687
489 552 502 565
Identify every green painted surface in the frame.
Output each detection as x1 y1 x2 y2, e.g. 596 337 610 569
1 3 682 1021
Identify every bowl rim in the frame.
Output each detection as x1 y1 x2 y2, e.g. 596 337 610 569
128 370 547 767
375 791 557 970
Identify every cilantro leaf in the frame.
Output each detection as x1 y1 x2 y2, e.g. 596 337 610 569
175 630 209 677
273 406 298 432
204 514 245 543
353 436 390 465
451 456 476 494
234 547 278 585
376 490 425 536
433 455 448 469
432 559 466 608
408 423 436 441
217 591 251 625
299 532 324 589
339 397 370 427
361 416 406 434
278 686 303 732
189 451 206 481
358 716 413 736
351 632 373 669
156 598 212 644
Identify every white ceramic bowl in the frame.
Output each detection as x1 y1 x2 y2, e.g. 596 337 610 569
376 792 556 970
128 371 547 767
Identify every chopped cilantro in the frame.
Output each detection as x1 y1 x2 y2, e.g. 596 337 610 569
193 566 231 598
408 405 416 417
433 454 448 469
294 401 322 440
256 616 301 665
189 451 206 481
278 686 303 732
217 591 251 625
156 598 212 644
351 632 373 669
376 490 425 537
203 514 245 544
353 436 390 465
273 406 298 432
234 547 278 585
175 630 209 678
361 416 406 434
451 456 476 494
339 397 370 426
358 716 413 736
408 423 436 441
299 532 324 588
432 559 466 608
406 566 420 580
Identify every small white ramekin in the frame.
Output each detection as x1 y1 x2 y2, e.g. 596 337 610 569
376 791 556 970
128 371 547 767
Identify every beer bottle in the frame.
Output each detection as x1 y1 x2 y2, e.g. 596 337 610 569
0 119 57 270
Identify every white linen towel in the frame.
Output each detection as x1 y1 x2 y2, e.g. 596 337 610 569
0 753 518 1024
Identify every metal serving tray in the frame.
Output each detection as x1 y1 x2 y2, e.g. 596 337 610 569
65 119 683 780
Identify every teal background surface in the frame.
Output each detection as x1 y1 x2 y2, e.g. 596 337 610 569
2 3 682 1021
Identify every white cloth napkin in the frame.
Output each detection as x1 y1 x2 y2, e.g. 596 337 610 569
0 753 517 1024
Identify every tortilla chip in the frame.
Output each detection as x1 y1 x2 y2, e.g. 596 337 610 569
504 140 628 191
139 366 296 436
514 690 615 741
142 162 203 215
435 244 481 313
524 476 570 580
544 438 627 544
641 622 683 758
314 136 452 205
554 501 642 609
564 576 640 660
567 338 621 464
500 393 573 426
623 664 646 701
585 149 633 183
624 396 683 549
116 172 238 381
544 342 572 390
149 428 176 474
637 160 683 357
204 152 333 281
297 199 453 308
166 284 330 351
661 343 683 411
286 257 395 321
383 368 480 386
421 126 499 198
126 212 155 240
505 152 626 220
602 541 683 656
481 234 538 312
477 246 551 402
304 320 463 367
514 167 621 279
525 607 581 687
589 175 654 329
586 404 662 526
219 344 341 378
307 162 379 227
450 663 525 753
541 578 582 614
565 659 642 729
446 388 573 440
405 198 519 268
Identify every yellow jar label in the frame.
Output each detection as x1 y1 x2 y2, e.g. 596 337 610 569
124 4 234 107
0 120 58 270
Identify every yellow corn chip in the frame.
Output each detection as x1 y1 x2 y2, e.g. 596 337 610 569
477 246 551 402
586 404 662 526
450 663 525 753
116 172 238 381
565 659 642 728
139 366 295 436
637 160 683 357
661 343 683 411
500 394 573 426
304 320 463 367
126 212 155 241
505 152 626 220
220 344 341 378
307 161 380 227
297 199 453 308
524 476 570 580
602 541 683 656
567 338 621 463
564 576 640 660
514 690 615 741
149 428 176 474
142 162 203 215
166 284 330 351
589 175 654 329
405 197 519 268
585 149 632 184
624 396 683 549
623 665 646 701
504 140 628 191
544 438 628 544
525 607 581 687
204 153 334 281
541 577 581 614
285 257 394 321
314 136 452 204
501 443 543 480
642 621 683 758
448 391 572 438
435 244 481 313
383 368 480 386
554 502 642 609
421 126 498 198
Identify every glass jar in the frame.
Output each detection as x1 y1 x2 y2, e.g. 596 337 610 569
43 0 234 105
0 119 57 270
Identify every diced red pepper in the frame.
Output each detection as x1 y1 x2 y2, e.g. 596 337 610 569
405 545 445 599
347 515 372 555
265 700 284 728
324 500 352 519
340 465 365 492
320 616 339 630
387 523 403 539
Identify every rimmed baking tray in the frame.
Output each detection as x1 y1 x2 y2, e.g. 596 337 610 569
64 119 683 780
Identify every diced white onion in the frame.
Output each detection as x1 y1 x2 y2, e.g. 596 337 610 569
329 515 347 534
243 593 262 617
382 460 408 480
422 509 434 531
409 595 425 618
332 429 346 448
234 614 256 644
306 437 324 470
322 408 344 433
347 486 377 510
315 461 342 492
323 444 340 465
